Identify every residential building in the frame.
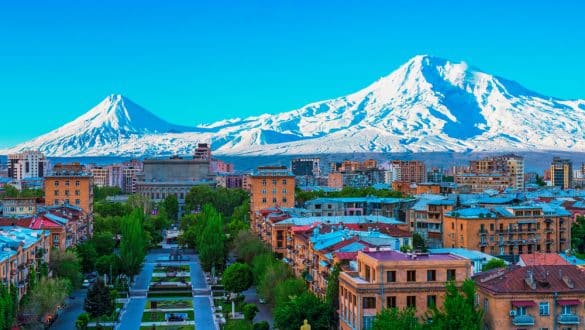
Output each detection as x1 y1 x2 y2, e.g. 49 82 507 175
7 151 48 181
249 166 295 213
44 163 94 215
474 265 585 330
216 173 244 189
291 158 321 177
1 197 37 217
551 156 573 189
408 197 455 248
442 204 572 261
389 160 427 184
305 197 415 221
455 154 525 192
339 249 471 330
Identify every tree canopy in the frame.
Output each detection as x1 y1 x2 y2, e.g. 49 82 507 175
222 263 253 294
481 258 506 272
373 308 422 330
119 209 147 276
274 291 332 330
84 279 114 319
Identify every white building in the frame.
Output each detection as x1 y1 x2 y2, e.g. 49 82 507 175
7 151 48 181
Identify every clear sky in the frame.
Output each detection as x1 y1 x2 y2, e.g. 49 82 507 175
1 0 584 148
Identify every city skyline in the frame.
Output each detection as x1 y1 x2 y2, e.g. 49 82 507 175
1 0 585 148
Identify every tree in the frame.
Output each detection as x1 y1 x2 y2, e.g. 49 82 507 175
258 261 292 304
50 249 82 288
251 253 276 285
96 254 121 277
162 194 179 221
326 263 341 326
76 313 90 330
373 308 422 330
482 258 506 272
119 209 147 276
76 241 98 273
572 215 585 254
243 303 259 322
93 186 123 201
22 277 70 326
428 280 483 330
253 321 270 330
274 278 307 306
197 205 226 272
0 282 17 329
84 279 113 319
233 230 269 264
92 231 116 256
274 291 332 330
222 263 253 294
225 320 253 330
412 232 428 252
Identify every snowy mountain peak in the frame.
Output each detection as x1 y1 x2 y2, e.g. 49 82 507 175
3 56 585 157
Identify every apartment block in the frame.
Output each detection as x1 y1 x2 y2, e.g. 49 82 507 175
339 249 471 330
456 154 524 192
249 166 295 213
7 151 48 181
551 156 573 189
44 163 94 215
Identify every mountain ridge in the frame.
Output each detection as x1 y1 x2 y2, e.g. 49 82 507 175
3 55 585 156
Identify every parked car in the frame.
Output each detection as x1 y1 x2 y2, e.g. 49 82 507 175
82 279 90 288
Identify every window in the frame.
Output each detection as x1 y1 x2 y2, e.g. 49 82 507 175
447 269 456 281
272 189 277 194
282 179 287 184
75 190 80 196
407 270 416 282
75 180 80 186
517 306 526 316
386 271 396 282
451 223 454 230
561 305 572 315
427 270 436 282
539 302 549 316
365 266 371 282
54 181 59 187
282 188 287 194
460 224 463 230
384 296 396 309
54 190 59 196
363 297 376 309
483 298 488 312
490 223 494 231
64 180 70 186
272 198 277 203
282 198 287 203
262 198 267 203
272 179 277 185
427 295 436 308
261 189 266 194
75 199 80 205
65 190 70 196
407 296 416 308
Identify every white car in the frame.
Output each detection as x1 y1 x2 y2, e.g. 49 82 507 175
82 280 90 288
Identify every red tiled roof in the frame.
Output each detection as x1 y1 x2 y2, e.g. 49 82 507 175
333 252 358 261
30 216 63 229
519 253 569 266
474 265 585 294
291 223 320 233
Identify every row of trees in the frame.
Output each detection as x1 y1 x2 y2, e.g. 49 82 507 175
295 186 404 205
372 280 483 330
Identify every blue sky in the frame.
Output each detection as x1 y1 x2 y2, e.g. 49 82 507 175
1 0 584 148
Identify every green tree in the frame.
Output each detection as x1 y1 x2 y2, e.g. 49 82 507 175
84 279 114 319
95 254 121 277
251 253 276 285
119 209 147 276
92 231 116 256
412 232 428 252
76 312 90 330
253 321 270 330
373 308 422 330
572 215 585 254
22 277 71 327
274 278 307 306
482 258 506 272
225 320 253 330
50 249 82 288
197 205 226 272
93 186 123 201
428 280 483 330
76 241 98 273
162 194 179 221
222 263 253 294
258 261 292 304
243 303 259 322
233 230 270 264
274 291 332 330
326 263 341 327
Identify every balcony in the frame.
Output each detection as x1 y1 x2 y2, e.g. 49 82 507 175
558 314 580 325
512 314 535 326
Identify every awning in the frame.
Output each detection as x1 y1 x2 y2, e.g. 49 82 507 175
558 299 581 306
511 300 536 307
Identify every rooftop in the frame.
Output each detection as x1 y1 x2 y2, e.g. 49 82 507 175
277 215 403 226
518 253 570 266
362 250 464 262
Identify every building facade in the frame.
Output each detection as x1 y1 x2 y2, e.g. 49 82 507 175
551 156 573 189
44 163 94 215
249 166 295 213
7 151 48 181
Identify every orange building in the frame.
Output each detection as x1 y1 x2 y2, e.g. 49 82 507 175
327 172 344 189
44 163 94 215
443 205 571 259
249 166 295 213
339 249 471 329
474 265 585 330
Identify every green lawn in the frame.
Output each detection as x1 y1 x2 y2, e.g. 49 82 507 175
140 326 194 330
146 299 193 309
151 276 190 283
141 310 195 322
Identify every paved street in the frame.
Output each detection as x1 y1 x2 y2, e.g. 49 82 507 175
50 288 87 329
243 287 274 327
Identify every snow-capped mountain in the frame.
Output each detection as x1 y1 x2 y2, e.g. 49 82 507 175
3 55 585 156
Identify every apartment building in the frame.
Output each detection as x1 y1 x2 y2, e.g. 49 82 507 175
249 166 295 213
551 156 573 189
291 158 321 177
408 198 455 248
456 154 524 192
339 249 471 330
7 151 48 181
304 197 415 220
475 265 585 330
389 160 427 184
44 163 94 215
443 204 572 260
1 197 37 217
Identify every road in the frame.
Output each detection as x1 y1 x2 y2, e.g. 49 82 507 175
50 288 87 329
243 287 274 327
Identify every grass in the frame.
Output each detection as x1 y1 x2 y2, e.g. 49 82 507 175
146 299 193 309
151 276 190 283
139 326 193 330
154 265 190 273
147 291 193 298
141 310 195 322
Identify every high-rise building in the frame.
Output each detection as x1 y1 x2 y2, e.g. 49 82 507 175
550 156 573 189
7 151 48 181
291 158 321 177
390 160 427 183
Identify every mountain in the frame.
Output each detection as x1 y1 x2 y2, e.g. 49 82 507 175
3 55 585 157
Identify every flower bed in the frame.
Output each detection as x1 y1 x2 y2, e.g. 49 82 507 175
154 265 190 273
146 299 193 309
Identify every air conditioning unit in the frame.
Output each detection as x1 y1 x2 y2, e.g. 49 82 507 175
509 310 516 317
